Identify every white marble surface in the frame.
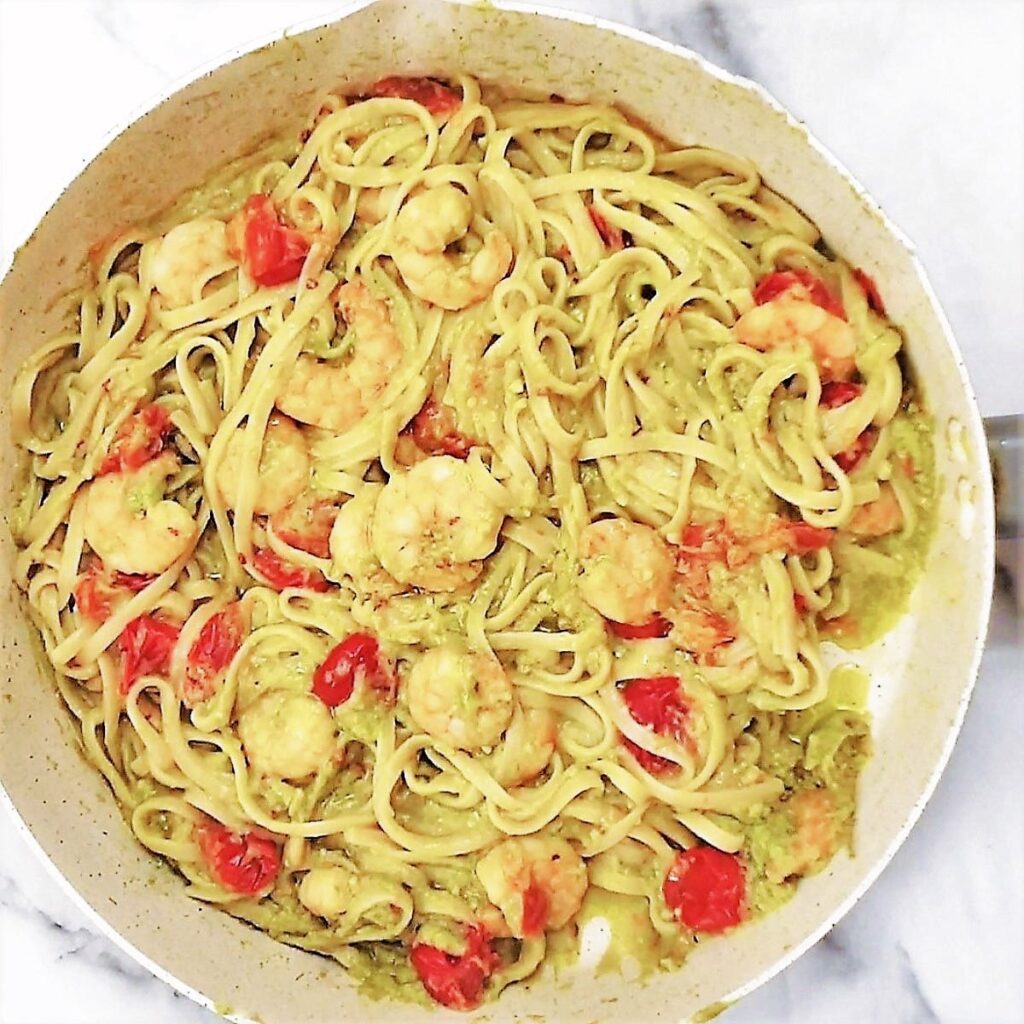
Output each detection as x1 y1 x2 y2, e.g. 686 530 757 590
0 1 1021 1022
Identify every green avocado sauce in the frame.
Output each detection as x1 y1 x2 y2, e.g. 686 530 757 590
829 408 937 648
577 888 685 977
744 665 871 915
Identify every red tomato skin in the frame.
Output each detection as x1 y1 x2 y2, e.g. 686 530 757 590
250 548 329 592
622 736 680 776
663 846 746 933
185 605 244 703
234 195 310 287
819 381 863 408
608 615 672 640
680 523 709 548
784 523 834 555
619 676 690 773
312 632 393 707
817 380 874 471
620 676 689 739
409 398 476 459
520 879 550 937
752 269 846 321
410 925 499 1011
100 404 172 475
793 591 810 616
196 821 280 896
852 267 886 315
119 614 181 693
834 428 876 473
75 564 157 623
587 205 625 251
271 497 338 558
369 76 462 117
113 571 157 592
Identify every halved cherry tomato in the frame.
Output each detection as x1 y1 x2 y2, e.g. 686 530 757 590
228 195 311 287
663 846 745 933
75 563 156 623
196 821 280 896
368 76 462 118
621 676 689 738
587 205 625 251
270 495 338 559
619 676 689 774
119 614 180 694
752 269 846 321
783 522 834 555
410 924 499 1011
250 548 330 593
99 404 173 475
819 381 863 408
185 605 244 705
408 398 476 459
852 267 885 315
608 614 672 640
312 632 394 707
834 428 876 473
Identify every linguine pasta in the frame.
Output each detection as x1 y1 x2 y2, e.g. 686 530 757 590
9 75 935 1009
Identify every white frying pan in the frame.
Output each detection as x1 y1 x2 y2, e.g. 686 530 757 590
0 2 1000 1021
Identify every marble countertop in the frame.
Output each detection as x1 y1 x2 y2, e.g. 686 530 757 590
0 2 1020 1022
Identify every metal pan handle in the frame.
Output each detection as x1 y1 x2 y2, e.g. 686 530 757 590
986 415 1022 539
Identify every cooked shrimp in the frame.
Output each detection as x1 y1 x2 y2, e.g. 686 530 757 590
391 185 513 311
578 518 675 626
485 704 556 788
476 836 588 938
406 641 513 751
668 606 734 661
847 483 903 537
329 484 384 582
238 689 337 780
765 789 839 883
149 218 235 308
276 278 402 432
81 452 198 575
734 295 856 381
214 413 310 515
371 456 505 592
298 865 357 919
355 186 399 225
